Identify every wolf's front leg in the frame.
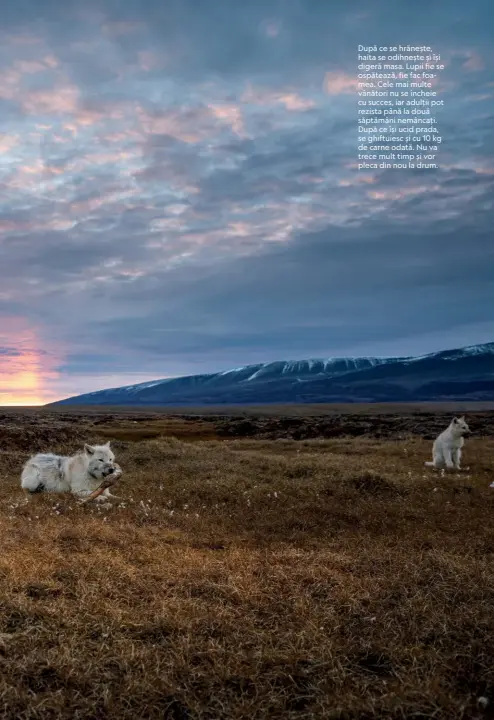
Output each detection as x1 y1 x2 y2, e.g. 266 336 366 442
452 448 462 470
95 494 112 504
443 449 455 470
102 488 120 500
73 489 94 500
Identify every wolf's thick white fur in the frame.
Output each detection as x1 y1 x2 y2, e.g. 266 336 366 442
424 416 470 470
21 442 120 503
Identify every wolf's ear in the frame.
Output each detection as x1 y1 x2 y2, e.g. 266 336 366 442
458 416 465 421
104 441 111 448
84 444 95 455
452 417 458 423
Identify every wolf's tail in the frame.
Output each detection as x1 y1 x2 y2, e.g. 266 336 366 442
424 461 435 467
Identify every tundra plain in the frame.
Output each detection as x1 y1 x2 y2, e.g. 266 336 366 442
0 406 493 719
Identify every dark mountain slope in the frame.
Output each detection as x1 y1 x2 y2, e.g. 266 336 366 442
49 342 494 405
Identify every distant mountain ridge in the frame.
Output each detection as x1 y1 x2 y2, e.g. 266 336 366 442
49 342 494 406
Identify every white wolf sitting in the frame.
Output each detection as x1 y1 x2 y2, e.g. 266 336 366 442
21 442 121 503
424 416 471 471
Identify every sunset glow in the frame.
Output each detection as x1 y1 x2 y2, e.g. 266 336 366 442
0 318 59 405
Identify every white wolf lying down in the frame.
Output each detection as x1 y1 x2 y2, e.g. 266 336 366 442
21 442 121 503
424 416 471 470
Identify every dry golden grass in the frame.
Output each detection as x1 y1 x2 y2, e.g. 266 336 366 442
0 414 493 719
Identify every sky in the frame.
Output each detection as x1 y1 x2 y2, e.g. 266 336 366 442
0 0 493 404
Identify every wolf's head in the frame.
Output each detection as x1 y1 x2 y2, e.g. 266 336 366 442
84 442 117 480
450 416 470 437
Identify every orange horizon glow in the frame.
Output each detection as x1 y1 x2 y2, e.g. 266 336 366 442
0 317 60 405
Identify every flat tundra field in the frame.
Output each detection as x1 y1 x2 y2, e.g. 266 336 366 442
0 406 493 719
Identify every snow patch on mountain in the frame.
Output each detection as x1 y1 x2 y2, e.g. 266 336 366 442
123 380 170 392
403 342 494 364
448 343 494 357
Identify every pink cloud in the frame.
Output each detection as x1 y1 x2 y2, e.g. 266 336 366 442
242 83 316 110
173 198 339 254
4 159 67 193
339 175 377 186
276 93 316 111
136 106 206 143
0 68 23 101
323 71 358 95
298 174 326 185
137 103 247 144
21 84 80 115
367 185 440 201
137 50 166 72
70 101 133 131
208 103 247 136
69 186 140 216
0 134 18 154
0 41 65 116
43 55 59 69
13 59 48 74
0 212 77 234
259 18 282 38
462 51 485 72
0 54 81 117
